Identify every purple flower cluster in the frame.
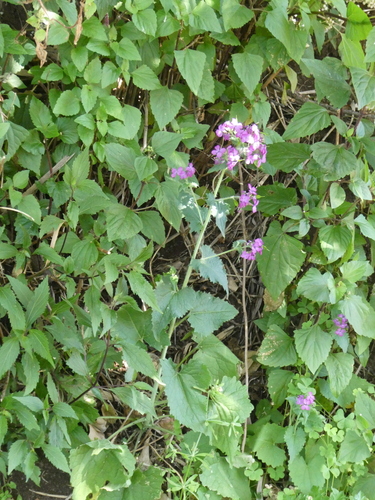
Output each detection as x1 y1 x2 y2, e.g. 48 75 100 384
171 163 195 180
212 118 267 170
296 392 315 411
333 314 349 337
241 238 263 261
239 184 259 212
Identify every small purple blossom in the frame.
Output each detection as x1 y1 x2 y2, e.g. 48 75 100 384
296 392 315 410
238 184 259 213
212 119 267 170
171 162 195 180
333 314 349 337
241 238 263 261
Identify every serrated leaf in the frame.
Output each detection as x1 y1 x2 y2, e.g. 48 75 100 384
200 455 251 499
131 64 162 90
189 2 222 32
150 87 183 129
133 9 157 36
257 184 297 215
355 390 375 428
191 245 228 293
154 179 182 230
319 224 352 263
294 325 332 374
284 426 306 462
283 102 331 140
354 214 375 240
25 278 49 327
138 211 165 245
257 325 297 367
53 90 80 116
162 358 209 433
330 182 346 208
194 334 239 381
289 454 325 495
22 353 40 395
126 270 160 312
266 142 311 173
112 386 155 416
338 430 371 463
297 268 336 303
42 443 70 474
251 422 286 467
340 261 373 283
8 440 28 474
232 52 263 97
350 67 375 109
257 221 305 299
325 353 354 396
174 49 206 95
339 294 375 338
122 467 164 500
0 337 20 379
106 205 143 241
105 142 137 180
0 287 26 331
120 342 158 379
222 0 254 30
53 402 78 419
268 368 294 408
188 291 237 336
311 142 357 181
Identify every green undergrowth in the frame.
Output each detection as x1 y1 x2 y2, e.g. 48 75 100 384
1 0 375 498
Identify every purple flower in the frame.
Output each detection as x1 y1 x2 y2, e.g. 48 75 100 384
238 184 259 213
211 145 240 170
241 238 263 261
215 118 243 140
333 314 348 337
171 162 195 180
296 392 315 410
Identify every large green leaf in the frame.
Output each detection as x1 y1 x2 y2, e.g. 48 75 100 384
138 211 165 245
189 2 222 32
150 87 183 129
338 430 371 463
339 294 375 338
151 131 182 158
104 143 137 180
257 221 305 299
355 390 375 428
294 324 332 374
265 4 308 62
126 270 160 312
161 358 210 433
346 2 372 41
0 337 20 379
257 184 297 215
53 90 80 116
232 52 263 97
257 325 297 367
325 353 354 396
191 245 228 293
297 268 336 304
268 369 294 408
194 334 239 381
131 65 162 90
283 102 331 140
266 143 311 173
188 291 238 336
222 0 253 31
302 57 351 108
311 142 357 181
250 422 286 468
365 26 375 62
106 205 143 241
133 9 157 36
350 67 375 109
0 287 25 331
119 342 158 379
284 426 306 462
289 454 325 494
174 49 206 95
319 224 352 263
154 179 182 230
119 467 164 500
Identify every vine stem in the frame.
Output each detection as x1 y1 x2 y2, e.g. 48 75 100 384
148 169 226 421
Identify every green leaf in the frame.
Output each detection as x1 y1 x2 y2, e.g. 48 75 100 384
232 53 263 97
294 325 332 374
200 455 251 499
105 143 137 180
338 429 371 463
134 156 158 180
188 291 238 336
0 337 20 379
0 242 18 259
283 102 331 140
297 268 336 304
0 415 8 447
112 38 141 60
5 122 29 160
66 351 89 377
112 386 155 416
268 369 294 408
349 178 372 201
355 390 375 428
154 179 182 230
325 353 354 396
340 261 373 283
257 221 305 299
222 0 253 30
150 87 183 129
265 4 308 62
174 49 206 95
319 224 352 263
346 2 372 41
194 334 240 381
71 238 99 272
257 325 297 367
133 8 157 36
8 440 28 474
53 90 80 116
365 27 375 62
120 343 158 379
121 105 142 139
339 33 365 69
106 205 143 241
47 373 59 404
284 426 306 462
71 46 88 72
13 395 44 412
289 454 325 495
311 142 357 181
138 211 165 245
81 85 97 113
131 64 162 90
354 214 375 240
266 142 311 173
251 422 286 468
25 278 49 327
330 182 346 208
120 467 165 500
126 270 160 312
189 2 222 32
0 287 26 331
339 294 375 338
302 57 351 108
29 97 53 130
42 443 70 474
83 57 102 84
53 402 78 419
257 184 297 215
47 23 69 45
152 131 182 158
162 358 209 433
22 353 40 395
350 67 375 109
191 245 228 293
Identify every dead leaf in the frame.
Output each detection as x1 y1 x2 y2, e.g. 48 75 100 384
263 289 284 312
137 441 151 471
35 39 47 67
73 1 84 45
89 417 108 441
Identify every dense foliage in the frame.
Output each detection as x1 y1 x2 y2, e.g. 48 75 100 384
1 0 375 498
